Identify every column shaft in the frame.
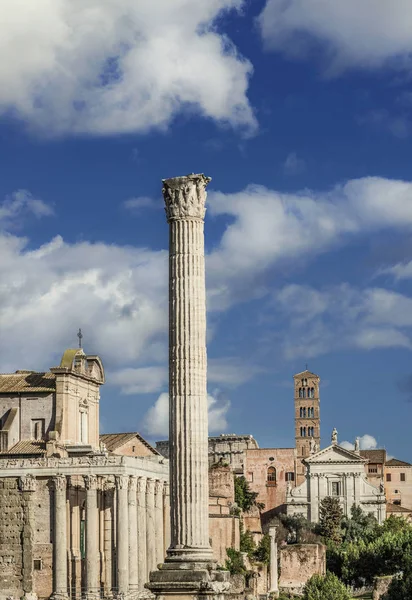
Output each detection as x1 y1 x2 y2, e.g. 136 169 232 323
269 527 278 594
85 475 99 598
146 479 156 577
128 476 138 591
137 477 147 590
163 174 213 561
116 475 129 595
163 483 171 557
104 480 114 596
52 476 68 599
154 480 164 567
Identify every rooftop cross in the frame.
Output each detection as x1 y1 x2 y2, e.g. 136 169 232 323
77 328 83 349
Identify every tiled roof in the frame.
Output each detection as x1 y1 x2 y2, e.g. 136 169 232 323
387 502 412 514
0 371 55 393
0 440 46 456
360 449 386 463
386 458 412 467
100 432 159 455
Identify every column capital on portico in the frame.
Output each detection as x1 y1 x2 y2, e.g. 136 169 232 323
162 173 211 222
137 476 147 494
129 475 138 493
146 478 156 494
53 475 67 492
115 474 129 490
84 474 98 490
19 473 36 492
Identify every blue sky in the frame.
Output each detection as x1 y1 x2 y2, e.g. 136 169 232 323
1 0 412 461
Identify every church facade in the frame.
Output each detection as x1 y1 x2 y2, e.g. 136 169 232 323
286 436 386 524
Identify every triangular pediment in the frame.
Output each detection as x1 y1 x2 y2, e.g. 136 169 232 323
305 444 367 464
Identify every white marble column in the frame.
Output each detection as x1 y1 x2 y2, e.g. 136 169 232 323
85 475 99 599
269 526 279 596
163 173 213 563
154 480 164 567
146 478 156 576
163 482 171 557
116 475 129 595
137 477 147 590
309 473 319 522
354 472 361 506
103 478 115 597
51 476 68 600
128 476 139 591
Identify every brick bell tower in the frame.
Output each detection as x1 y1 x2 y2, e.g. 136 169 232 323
294 370 320 485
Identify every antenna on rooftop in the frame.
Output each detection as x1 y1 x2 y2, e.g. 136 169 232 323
77 328 83 349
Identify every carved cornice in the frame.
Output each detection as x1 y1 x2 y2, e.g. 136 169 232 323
53 475 67 491
162 173 211 222
19 474 36 492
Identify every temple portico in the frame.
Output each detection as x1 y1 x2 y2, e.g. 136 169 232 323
0 454 169 599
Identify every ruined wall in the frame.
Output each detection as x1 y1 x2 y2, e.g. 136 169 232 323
0 478 24 597
279 544 326 593
373 575 394 600
208 466 239 564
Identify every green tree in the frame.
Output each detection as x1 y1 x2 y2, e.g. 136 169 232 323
225 548 246 575
384 571 412 600
319 497 343 544
280 513 312 543
254 533 270 564
240 526 256 558
234 476 263 512
303 572 351 600
342 504 378 543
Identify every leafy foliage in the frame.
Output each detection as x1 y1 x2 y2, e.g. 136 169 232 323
234 476 264 512
280 513 318 544
319 497 343 544
341 504 379 543
327 514 412 588
240 525 256 557
254 533 270 564
225 547 246 575
303 572 351 600
384 571 412 600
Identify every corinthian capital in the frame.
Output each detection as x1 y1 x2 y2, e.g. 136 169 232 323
116 475 129 490
162 173 211 222
19 474 36 492
84 474 98 490
53 475 67 492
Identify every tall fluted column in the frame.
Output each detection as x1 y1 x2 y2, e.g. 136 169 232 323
85 475 99 599
154 480 164 566
128 476 138 591
163 482 171 557
163 173 213 563
103 478 115 597
137 477 147 590
146 479 156 576
116 475 129 595
52 476 68 599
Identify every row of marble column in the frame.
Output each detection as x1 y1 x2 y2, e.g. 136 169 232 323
52 474 170 599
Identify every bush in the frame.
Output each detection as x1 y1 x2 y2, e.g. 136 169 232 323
225 548 246 575
234 476 264 512
254 533 270 564
384 572 412 600
303 572 351 600
240 526 256 558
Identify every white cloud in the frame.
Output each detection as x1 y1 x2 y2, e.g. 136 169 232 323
110 357 261 395
142 391 230 438
258 0 412 73
381 259 412 280
0 0 255 136
282 152 306 175
123 197 159 213
341 434 378 451
208 176 412 309
274 284 412 358
0 190 53 227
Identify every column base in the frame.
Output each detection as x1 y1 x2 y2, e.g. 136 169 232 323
146 559 231 599
50 594 69 600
